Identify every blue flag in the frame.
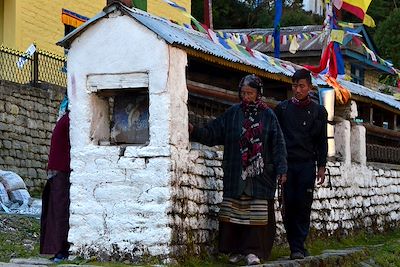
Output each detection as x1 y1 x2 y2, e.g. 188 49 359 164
273 0 282 58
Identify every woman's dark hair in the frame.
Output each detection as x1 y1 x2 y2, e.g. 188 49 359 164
238 74 264 97
292 69 312 84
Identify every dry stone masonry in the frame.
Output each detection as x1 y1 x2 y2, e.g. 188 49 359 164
170 143 223 258
186 145 400 248
0 80 64 193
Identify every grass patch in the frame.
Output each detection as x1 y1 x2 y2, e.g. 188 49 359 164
367 239 400 267
1 213 399 266
306 229 400 256
0 214 40 262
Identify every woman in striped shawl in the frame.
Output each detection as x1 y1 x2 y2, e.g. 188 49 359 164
189 74 287 265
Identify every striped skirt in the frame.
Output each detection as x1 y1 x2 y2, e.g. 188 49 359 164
219 195 269 225
218 197 276 260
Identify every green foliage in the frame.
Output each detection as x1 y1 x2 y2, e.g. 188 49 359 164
369 240 400 267
368 0 397 26
374 8 400 67
280 9 321 27
191 0 322 29
192 0 252 29
379 74 398 87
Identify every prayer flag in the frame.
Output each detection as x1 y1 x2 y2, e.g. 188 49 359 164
341 0 372 20
330 29 345 44
363 14 376 27
289 35 300 54
163 0 187 12
16 44 36 69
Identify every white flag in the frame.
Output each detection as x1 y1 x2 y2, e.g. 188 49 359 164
16 44 36 69
289 35 300 54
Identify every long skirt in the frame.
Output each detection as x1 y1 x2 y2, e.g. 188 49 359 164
218 198 276 260
40 172 70 255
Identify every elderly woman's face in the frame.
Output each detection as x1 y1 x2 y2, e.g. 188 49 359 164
240 85 258 102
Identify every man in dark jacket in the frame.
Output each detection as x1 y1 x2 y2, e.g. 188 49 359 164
274 69 328 260
189 74 287 265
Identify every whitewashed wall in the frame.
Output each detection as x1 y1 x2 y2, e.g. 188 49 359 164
187 145 400 249
302 0 324 15
66 11 188 261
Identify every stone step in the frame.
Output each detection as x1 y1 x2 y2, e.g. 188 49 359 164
2 247 368 267
6 257 100 267
242 247 367 267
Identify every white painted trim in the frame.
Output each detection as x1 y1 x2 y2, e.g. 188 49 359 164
86 72 149 92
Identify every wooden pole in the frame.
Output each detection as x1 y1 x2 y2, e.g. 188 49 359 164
203 0 213 29
369 106 374 124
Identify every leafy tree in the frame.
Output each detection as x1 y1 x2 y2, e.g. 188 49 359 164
281 9 321 26
191 0 322 29
368 0 397 25
374 8 400 67
192 0 252 28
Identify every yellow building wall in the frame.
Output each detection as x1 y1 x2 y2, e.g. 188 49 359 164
2 0 191 55
148 0 191 25
3 0 17 48
0 0 4 44
13 0 105 55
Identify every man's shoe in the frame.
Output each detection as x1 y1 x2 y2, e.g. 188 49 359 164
246 253 261 265
51 252 68 263
290 251 305 260
228 254 244 264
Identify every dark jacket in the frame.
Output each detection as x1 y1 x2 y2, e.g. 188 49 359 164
48 112 71 172
191 104 287 200
274 100 328 167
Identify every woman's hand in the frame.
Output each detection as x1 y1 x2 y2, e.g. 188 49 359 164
188 123 194 134
278 173 287 185
317 166 325 185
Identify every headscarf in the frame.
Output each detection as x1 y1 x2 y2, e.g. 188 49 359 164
238 74 264 100
57 93 69 121
238 74 268 180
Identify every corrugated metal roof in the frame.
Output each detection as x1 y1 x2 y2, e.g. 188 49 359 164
57 3 399 111
338 79 400 110
57 3 326 85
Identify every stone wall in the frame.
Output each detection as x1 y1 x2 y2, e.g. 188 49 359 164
170 143 223 258
185 144 400 251
0 80 65 192
311 162 400 236
364 70 381 90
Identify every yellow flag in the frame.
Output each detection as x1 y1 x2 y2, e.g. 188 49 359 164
363 14 376 27
343 0 372 13
330 29 344 44
226 39 240 52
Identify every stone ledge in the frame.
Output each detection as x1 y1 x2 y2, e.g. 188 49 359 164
246 247 367 267
368 162 400 171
